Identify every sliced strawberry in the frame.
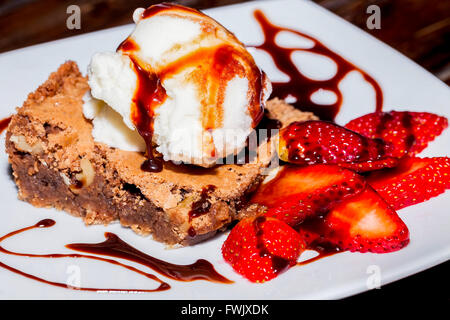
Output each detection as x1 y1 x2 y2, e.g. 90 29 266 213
251 165 366 226
366 157 450 210
345 111 448 157
278 120 395 170
297 186 410 253
222 216 305 283
338 157 399 173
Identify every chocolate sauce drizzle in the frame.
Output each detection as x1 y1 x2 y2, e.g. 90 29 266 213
296 243 340 266
129 56 166 173
251 10 383 121
0 219 169 292
253 216 291 274
0 219 232 293
294 215 344 266
244 10 386 265
189 185 216 221
281 120 390 165
67 230 231 283
376 111 416 154
141 2 199 19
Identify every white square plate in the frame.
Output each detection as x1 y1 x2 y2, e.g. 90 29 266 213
0 0 449 299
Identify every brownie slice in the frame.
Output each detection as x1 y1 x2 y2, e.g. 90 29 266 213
5 61 317 246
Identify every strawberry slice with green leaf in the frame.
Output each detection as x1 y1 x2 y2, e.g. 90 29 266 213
298 186 410 253
366 157 450 210
345 111 448 157
251 165 366 227
222 216 305 283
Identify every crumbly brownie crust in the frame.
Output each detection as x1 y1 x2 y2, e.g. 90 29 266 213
5 61 317 246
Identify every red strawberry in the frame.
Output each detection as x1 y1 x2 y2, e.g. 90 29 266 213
222 216 305 283
338 157 399 173
251 165 366 226
345 111 448 157
366 157 450 210
278 121 395 170
297 186 410 253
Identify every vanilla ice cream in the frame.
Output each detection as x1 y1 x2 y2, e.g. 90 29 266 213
85 3 272 169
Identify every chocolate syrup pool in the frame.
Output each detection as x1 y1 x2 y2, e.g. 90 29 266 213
0 219 232 293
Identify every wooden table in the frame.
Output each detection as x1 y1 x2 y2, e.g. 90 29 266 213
1 0 449 85
0 0 448 300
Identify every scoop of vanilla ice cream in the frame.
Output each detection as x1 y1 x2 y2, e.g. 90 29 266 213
85 4 271 167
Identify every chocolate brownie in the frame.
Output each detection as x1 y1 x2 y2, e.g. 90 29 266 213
5 61 317 246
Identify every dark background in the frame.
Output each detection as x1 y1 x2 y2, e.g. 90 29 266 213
0 0 448 300
1 0 449 85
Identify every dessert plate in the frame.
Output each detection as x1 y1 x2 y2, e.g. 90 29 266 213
0 0 449 299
